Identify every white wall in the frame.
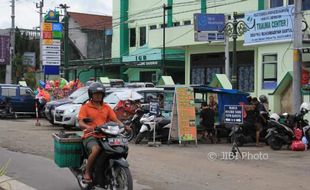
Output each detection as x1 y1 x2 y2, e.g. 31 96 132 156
68 18 87 57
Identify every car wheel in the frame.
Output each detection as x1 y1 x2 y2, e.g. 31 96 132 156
48 119 55 125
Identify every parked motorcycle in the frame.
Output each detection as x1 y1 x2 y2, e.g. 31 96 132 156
266 103 309 150
123 108 148 142
70 121 133 190
229 111 269 147
135 113 171 144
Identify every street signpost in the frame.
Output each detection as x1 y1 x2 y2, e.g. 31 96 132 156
41 10 62 75
224 105 243 159
194 13 225 42
224 105 243 124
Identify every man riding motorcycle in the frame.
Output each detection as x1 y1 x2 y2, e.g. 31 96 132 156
78 82 124 183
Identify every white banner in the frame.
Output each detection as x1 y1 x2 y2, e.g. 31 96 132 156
244 5 294 46
43 60 61 66
42 45 61 51
42 55 60 61
42 50 60 56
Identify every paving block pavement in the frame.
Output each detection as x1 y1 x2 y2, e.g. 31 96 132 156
0 175 36 190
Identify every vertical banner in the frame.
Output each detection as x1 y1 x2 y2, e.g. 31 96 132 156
0 35 10 65
169 86 197 145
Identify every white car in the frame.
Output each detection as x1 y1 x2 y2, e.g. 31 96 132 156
54 92 88 129
54 88 163 129
53 88 132 129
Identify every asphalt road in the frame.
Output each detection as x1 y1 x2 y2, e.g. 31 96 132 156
1 118 310 190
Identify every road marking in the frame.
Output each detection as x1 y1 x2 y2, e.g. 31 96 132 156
0 175 37 190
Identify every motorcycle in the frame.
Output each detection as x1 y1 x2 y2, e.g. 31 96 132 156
229 111 269 147
70 121 133 190
135 113 171 144
265 111 308 150
122 108 148 142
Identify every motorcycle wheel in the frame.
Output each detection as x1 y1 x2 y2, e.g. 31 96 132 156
123 128 135 142
135 132 148 144
111 166 133 190
268 137 282 150
77 173 93 190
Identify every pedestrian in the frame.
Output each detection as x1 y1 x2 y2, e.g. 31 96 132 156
253 95 269 147
208 95 218 112
200 102 215 144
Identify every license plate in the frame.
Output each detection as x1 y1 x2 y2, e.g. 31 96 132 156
108 138 128 146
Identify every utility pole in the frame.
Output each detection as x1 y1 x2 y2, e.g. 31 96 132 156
60 4 70 81
292 0 303 113
36 0 44 78
220 12 255 89
162 4 172 77
224 15 230 79
5 0 15 84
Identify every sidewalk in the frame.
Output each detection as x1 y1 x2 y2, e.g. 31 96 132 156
0 175 36 190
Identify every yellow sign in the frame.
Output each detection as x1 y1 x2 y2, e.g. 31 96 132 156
42 39 61 46
43 39 53 45
42 22 52 32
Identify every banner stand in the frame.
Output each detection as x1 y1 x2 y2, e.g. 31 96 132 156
168 86 198 146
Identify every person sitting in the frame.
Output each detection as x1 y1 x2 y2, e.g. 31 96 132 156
78 82 124 183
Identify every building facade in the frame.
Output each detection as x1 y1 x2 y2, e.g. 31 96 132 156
66 12 114 82
112 0 310 113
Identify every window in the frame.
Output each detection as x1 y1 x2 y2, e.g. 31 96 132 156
262 54 278 89
173 22 180 27
270 0 283 8
160 23 167 28
1 87 17 97
139 26 146 46
183 20 191 25
129 28 136 47
289 0 310 10
149 25 157 30
20 88 33 96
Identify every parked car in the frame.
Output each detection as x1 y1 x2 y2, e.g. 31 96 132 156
54 87 163 129
0 84 36 118
126 82 155 88
44 86 88 124
53 88 125 129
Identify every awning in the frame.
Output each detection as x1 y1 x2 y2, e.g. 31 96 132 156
209 74 232 89
269 72 293 95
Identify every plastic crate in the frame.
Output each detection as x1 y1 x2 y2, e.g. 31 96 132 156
53 132 83 168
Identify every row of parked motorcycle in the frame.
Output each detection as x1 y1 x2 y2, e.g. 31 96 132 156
232 102 310 151
120 102 310 151
122 106 171 144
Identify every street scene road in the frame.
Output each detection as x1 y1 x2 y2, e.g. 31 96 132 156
1 118 310 190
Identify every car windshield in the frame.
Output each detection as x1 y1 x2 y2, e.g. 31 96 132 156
73 92 89 104
69 87 87 100
104 93 120 104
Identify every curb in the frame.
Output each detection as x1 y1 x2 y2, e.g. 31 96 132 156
0 176 36 190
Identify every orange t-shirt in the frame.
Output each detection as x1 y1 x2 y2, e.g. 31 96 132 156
78 101 118 139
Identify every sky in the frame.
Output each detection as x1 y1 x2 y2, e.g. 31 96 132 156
0 0 112 29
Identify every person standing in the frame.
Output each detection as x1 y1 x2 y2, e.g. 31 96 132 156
200 102 215 143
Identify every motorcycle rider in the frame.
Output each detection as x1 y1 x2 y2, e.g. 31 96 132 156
78 82 124 183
